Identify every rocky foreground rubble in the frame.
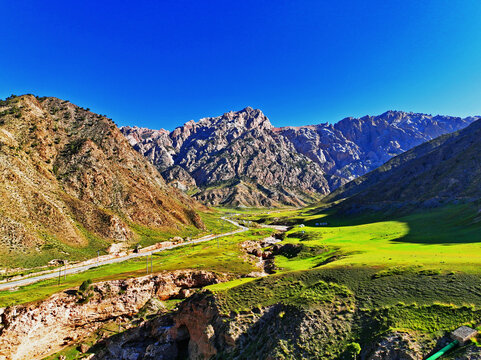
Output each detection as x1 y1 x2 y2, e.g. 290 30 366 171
0 270 223 360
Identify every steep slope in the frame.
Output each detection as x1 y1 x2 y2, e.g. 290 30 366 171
324 117 481 211
0 95 203 267
122 109 476 207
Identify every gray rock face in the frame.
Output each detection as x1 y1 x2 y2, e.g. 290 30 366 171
278 111 477 181
325 117 481 212
121 108 477 206
122 127 174 171
122 108 330 206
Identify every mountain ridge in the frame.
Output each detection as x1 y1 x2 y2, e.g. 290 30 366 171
122 108 478 206
323 116 481 213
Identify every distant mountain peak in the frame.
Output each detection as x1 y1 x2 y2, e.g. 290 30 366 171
326 116 481 212
195 107 273 131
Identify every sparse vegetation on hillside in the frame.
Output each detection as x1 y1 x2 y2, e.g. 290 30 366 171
0 94 207 268
206 266 481 358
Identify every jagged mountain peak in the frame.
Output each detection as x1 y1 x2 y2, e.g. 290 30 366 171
122 125 170 134
196 106 273 131
336 110 430 126
120 126 170 148
166 108 272 144
379 109 420 118
326 116 481 212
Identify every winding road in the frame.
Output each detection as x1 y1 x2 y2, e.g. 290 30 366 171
0 217 248 291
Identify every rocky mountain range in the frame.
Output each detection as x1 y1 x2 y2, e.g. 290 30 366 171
325 116 481 212
0 95 203 267
122 108 478 207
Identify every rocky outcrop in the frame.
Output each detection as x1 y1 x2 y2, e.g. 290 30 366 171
0 270 222 360
79 269 481 360
365 332 430 359
123 108 332 207
122 127 174 171
93 288 356 360
90 294 481 360
122 109 477 206
240 236 283 275
92 313 179 360
279 111 477 182
0 95 204 267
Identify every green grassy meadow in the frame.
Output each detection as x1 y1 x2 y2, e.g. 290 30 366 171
4 203 481 308
203 203 481 355
239 203 481 273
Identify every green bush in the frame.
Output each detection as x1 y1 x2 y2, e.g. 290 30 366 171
79 279 92 292
77 279 94 303
344 342 361 359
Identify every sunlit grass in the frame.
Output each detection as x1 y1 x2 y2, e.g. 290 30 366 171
265 204 481 273
0 228 274 307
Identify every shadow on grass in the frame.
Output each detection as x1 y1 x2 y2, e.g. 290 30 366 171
303 203 481 245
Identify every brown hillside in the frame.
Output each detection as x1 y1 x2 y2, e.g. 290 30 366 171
0 95 204 267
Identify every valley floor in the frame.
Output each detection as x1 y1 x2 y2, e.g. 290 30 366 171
0 217 247 292
2 204 481 359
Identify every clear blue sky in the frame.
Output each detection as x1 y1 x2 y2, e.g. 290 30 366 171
1 1 481 130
